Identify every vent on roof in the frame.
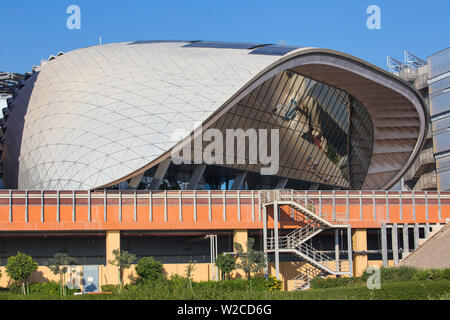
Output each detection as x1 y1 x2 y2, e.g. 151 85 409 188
249 45 302 56
183 41 262 49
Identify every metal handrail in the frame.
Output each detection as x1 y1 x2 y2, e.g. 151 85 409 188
298 242 334 264
260 189 348 224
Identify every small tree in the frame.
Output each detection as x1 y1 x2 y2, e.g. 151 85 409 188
234 238 265 287
215 253 236 280
47 253 79 296
6 252 38 295
108 249 136 293
135 256 164 282
185 260 196 290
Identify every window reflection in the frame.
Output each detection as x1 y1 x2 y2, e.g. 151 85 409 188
212 69 374 189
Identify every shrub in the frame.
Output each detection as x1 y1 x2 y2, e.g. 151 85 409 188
234 238 265 280
265 276 282 291
249 275 267 291
215 253 236 280
47 252 79 296
413 269 443 281
442 269 450 280
310 276 363 289
9 281 80 296
169 274 189 288
360 266 418 282
108 249 136 293
135 257 164 282
215 278 248 291
5 252 38 295
101 284 120 294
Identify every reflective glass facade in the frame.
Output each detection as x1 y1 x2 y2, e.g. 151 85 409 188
207 70 374 189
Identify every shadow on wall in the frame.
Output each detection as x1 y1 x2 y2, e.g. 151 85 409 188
28 270 48 284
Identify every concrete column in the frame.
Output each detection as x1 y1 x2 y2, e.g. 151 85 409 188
274 201 280 280
438 191 442 220
41 190 44 223
347 226 353 276
414 223 419 250
8 190 12 223
25 190 28 223
149 158 171 190
104 190 107 222
106 231 121 263
233 230 248 278
309 183 319 190
88 190 92 222
209 190 212 222
319 191 322 218
381 223 388 267
187 164 207 190
209 236 213 281
230 172 247 190
105 231 121 285
392 223 399 265
222 191 226 221
403 224 409 258
214 235 218 280
352 229 368 276
335 229 340 272
57 190 60 222
128 172 144 189
237 190 241 221
359 191 362 220
263 206 268 277
385 192 389 220
276 178 288 189
332 190 336 221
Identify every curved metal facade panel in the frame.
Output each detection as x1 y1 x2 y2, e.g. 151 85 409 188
5 42 278 189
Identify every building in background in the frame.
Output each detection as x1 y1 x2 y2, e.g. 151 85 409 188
387 48 450 191
0 72 27 188
429 48 450 191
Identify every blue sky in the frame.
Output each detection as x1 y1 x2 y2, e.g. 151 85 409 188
1 0 448 74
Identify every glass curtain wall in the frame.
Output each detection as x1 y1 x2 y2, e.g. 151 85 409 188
209 69 374 189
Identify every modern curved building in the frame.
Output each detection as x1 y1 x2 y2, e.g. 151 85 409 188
2 41 429 191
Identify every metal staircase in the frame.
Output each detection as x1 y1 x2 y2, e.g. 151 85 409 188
261 189 350 290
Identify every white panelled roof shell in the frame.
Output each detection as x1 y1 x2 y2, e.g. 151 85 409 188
4 41 427 190
12 41 280 189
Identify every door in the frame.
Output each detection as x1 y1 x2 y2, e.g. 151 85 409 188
83 265 100 293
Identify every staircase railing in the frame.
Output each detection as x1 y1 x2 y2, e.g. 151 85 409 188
260 189 348 225
261 189 347 289
297 242 335 265
293 265 323 290
284 223 322 248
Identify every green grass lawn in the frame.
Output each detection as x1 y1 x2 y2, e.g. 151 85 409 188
0 280 449 300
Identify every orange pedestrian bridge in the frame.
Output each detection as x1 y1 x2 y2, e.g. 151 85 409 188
0 189 448 232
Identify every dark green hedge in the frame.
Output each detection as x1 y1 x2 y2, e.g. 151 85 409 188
310 267 450 289
9 281 80 295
